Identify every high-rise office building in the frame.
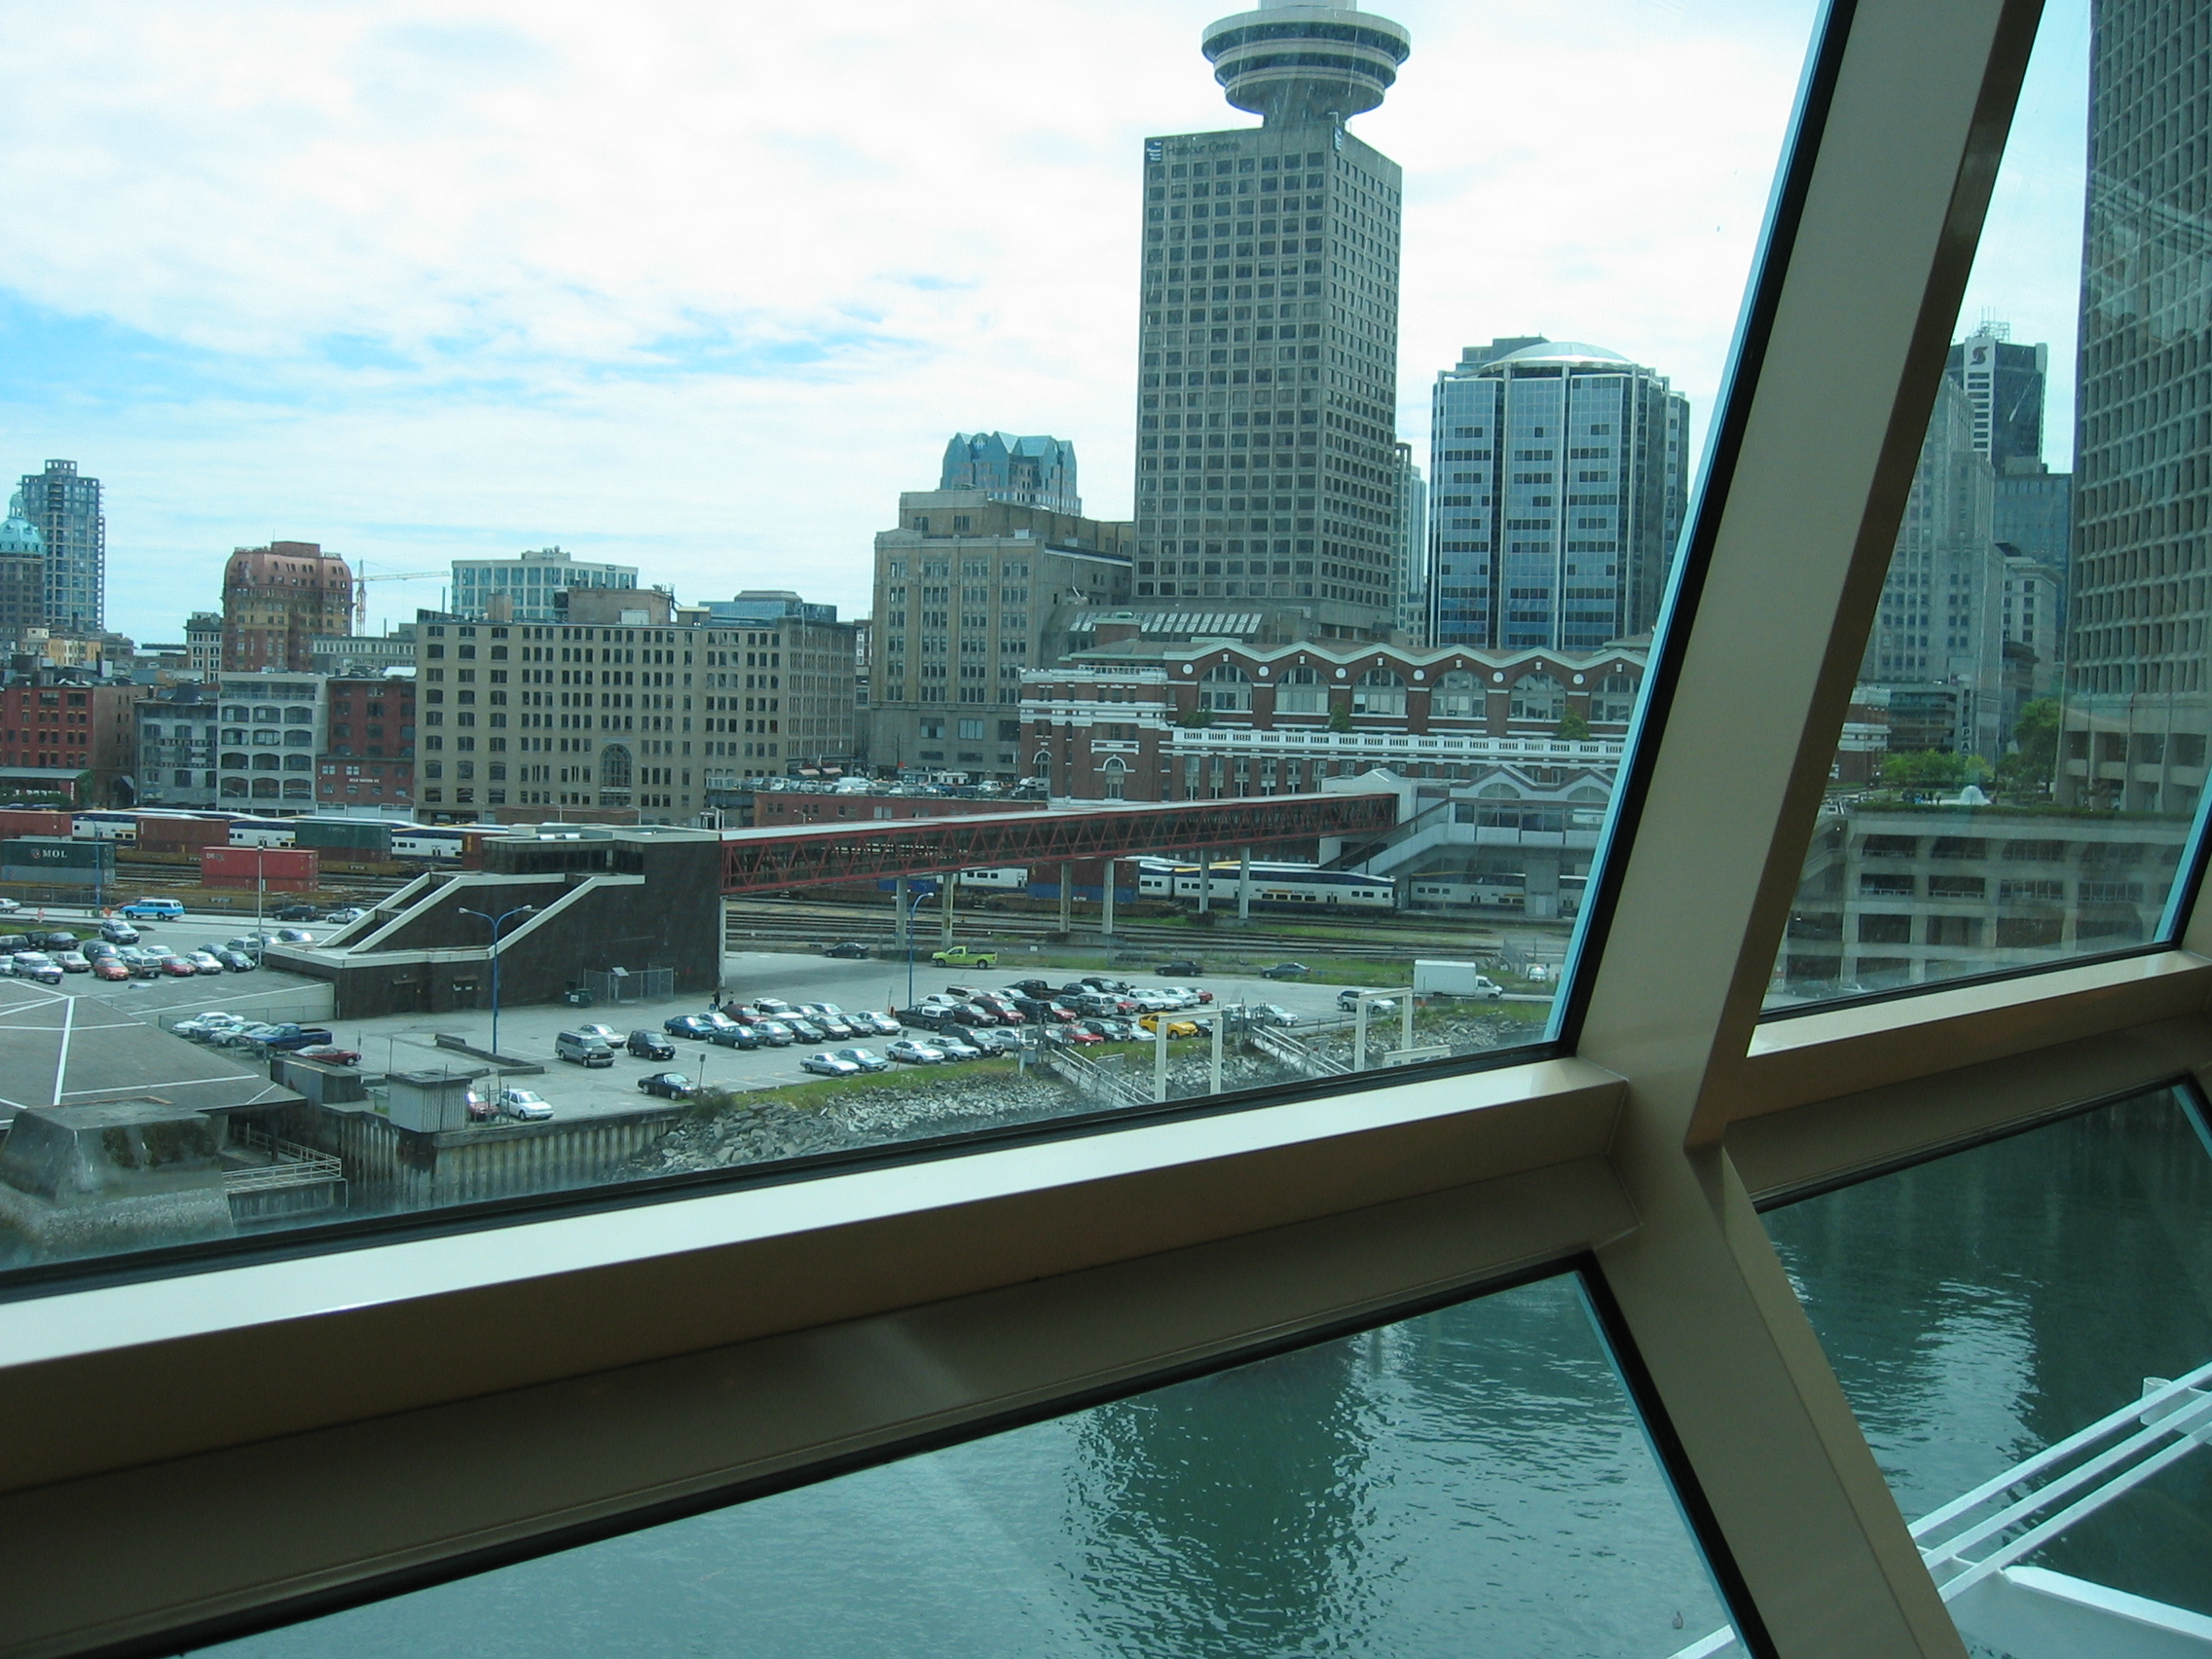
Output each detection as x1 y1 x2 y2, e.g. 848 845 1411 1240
2058 1 2212 812
221 541 355 673
1860 376 2010 758
1427 339 1689 652
1946 321 2046 470
17 460 103 633
940 434 1082 515
1949 318 2072 638
1393 441 1425 644
1130 0 1412 642
452 547 638 623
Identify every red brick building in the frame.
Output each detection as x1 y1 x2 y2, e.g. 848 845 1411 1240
222 542 354 672
315 675 415 811
0 678 148 805
1025 638 1645 802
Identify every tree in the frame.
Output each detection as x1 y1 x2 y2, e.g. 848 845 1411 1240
1326 707 1353 733
1998 697 2061 800
1177 705 1213 728
1557 710 1592 741
1878 750 1969 791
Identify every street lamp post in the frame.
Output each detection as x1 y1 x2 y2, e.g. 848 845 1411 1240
903 884 933 1011
459 904 538 1064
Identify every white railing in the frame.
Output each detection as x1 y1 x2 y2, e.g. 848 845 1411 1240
1671 1360 2212 1658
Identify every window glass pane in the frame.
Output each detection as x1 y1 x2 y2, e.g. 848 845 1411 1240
1768 1 2211 1011
1760 1085 2212 1649
193 1274 1735 1659
1 0 1820 1273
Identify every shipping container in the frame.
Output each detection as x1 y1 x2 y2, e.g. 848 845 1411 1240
1 835 115 889
201 845 320 892
0 808 74 840
292 819 393 856
133 816 234 855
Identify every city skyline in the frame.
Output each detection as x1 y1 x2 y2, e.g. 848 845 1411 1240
0 0 1836 645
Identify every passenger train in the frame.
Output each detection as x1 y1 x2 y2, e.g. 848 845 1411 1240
1134 859 1397 910
59 811 510 866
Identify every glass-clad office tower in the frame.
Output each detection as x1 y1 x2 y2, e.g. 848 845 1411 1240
1428 340 1688 652
1130 0 1411 641
16 459 103 633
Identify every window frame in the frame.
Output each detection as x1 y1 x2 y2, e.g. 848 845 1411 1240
0 4 2177 1658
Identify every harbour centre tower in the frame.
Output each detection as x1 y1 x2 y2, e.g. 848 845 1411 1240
1131 0 1411 642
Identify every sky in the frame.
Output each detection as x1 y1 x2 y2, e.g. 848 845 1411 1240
0 0 2085 643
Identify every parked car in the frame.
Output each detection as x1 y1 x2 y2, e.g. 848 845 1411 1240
217 950 257 973
258 1024 337 1052
1161 984 1214 1006
780 1015 827 1043
830 1047 891 1073
1336 988 1397 1013
824 940 870 959
966 1028 1033 1056
1078 976 1133 995
1244 1004 1300 1027
272 928 315 944
22 959 62 984
117 899 184 921
1261 962 1310 979
91 957 130 982
571 1022 623 1045
1078 1019 1134 1042
188 951 225 976
321 906 368 924
895 1006 954 1032
626 1030 676 1060
933 1035 985 1061
1059 1024 1105 1045
39 932 77 950
1138 1014 1200 1039
499 1088 555 1120
931 944 998 968
98 920 140 945
800 1051 862 1078
174 1013 246 1041
1008 978 1056 1000
796 1004 856 1039
293 1045 361 1065
637 1072 697 1099
859 1011 903 1036
161 955 200 977
275 903 319 921
555 1030 616 1066
0 897 17 913
1156 960 1205 977
748 1019 795 1047
465 1088 498 1123
665 1014 720 1041
1525 963 1552 984
886 1039 946 1064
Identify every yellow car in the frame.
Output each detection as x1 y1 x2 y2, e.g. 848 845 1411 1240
1138 1014 1199 1038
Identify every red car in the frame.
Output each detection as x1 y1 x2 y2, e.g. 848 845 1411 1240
91 957 130 982
161 956 200 977
294 1045 361 1066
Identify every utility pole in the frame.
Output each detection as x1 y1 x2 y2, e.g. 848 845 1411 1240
1102 859 1117 938
1237 847 1251 921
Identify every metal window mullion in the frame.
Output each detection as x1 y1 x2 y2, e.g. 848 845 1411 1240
1571 1 2044 1654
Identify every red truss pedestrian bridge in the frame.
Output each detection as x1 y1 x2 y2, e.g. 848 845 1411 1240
716 791 1400 895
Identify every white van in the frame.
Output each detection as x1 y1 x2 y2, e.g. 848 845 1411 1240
555 1030 614 1067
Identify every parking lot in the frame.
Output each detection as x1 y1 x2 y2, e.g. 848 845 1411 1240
288 950 1371 1121
11 905 1494 1124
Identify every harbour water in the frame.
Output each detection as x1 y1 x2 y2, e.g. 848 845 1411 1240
205 1088 2212 1658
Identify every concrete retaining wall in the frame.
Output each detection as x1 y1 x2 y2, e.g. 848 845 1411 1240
279 1101 683 1211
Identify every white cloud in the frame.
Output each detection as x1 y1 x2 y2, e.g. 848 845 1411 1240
5 0 2079 645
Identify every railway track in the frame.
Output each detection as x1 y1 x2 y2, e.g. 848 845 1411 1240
723 897 1548 962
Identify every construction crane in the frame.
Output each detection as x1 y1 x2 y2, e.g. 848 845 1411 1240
353 565 447 631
